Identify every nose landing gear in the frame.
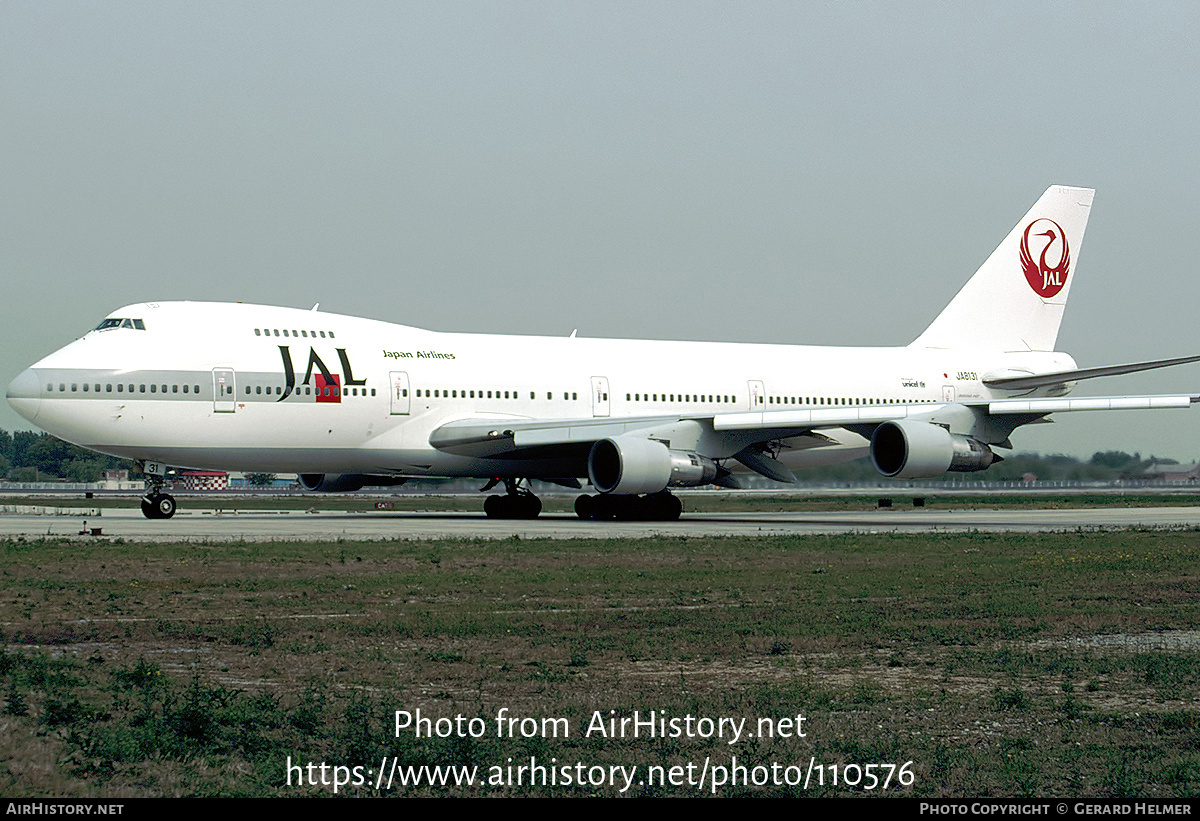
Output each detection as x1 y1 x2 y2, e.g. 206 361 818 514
138 461 177 519
140 489 177 519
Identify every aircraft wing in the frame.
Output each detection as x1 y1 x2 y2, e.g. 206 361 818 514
429 414 705 459
430 392 1199 461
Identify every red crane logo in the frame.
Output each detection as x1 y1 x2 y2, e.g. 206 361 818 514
1020 218 1070 298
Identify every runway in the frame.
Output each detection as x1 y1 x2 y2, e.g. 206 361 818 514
3 505 1200 541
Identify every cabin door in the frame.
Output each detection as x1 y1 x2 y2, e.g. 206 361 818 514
591 376 610 417
213 368 236 413
747 380 766 410
390 371 411 415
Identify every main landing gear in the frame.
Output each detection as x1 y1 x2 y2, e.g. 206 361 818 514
480 480 683 521
574 491 683 521
482 478 543 519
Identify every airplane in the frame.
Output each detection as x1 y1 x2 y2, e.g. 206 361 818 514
6 185 1200 522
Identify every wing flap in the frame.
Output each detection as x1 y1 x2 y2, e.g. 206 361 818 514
713 405 929 431
987 394 1198 414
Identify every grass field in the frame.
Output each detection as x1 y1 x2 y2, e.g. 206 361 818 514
2 528 1199 796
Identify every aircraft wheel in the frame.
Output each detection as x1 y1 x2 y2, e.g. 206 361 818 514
574 494 594 520
155 494 177 519
519 494 542 519
484 495 504 518
141 493 177 520
590 494 616 520
654 493 682 521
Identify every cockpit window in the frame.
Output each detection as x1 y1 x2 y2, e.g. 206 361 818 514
94 318 145 331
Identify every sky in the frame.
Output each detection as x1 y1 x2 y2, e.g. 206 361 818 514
2 1 1199 460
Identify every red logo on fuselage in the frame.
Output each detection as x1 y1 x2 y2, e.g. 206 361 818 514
1020 218 1070 298
315 373 342 403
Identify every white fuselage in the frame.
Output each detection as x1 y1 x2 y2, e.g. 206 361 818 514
7 301 1074 480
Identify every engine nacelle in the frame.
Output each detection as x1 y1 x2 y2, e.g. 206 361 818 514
870 420 997 479
298 474 408 493
588 437 720 495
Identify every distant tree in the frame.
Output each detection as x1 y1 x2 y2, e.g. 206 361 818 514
246 473 277 486
0 429 128 479
1090 451 1139 470
63 458 105 483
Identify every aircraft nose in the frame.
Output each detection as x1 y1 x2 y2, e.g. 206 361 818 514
6 368 42 424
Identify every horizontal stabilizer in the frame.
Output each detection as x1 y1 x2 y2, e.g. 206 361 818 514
983 355 1200 391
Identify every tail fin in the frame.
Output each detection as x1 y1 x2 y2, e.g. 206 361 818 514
910 185 1094 352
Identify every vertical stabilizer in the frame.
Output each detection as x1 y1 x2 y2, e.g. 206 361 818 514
910 185 1094 351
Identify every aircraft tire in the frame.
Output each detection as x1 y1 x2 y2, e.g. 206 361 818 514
140 493 177 520
484 494 541 519
520 494 542 519
653 492 683 521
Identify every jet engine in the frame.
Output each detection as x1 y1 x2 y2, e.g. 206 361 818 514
298 474 407 493
588 436 720 495
869 420 998 479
